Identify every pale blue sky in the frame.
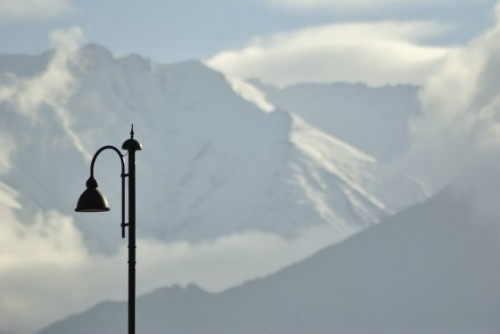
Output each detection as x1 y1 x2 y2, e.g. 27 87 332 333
1 0 499 85
0 0 496 59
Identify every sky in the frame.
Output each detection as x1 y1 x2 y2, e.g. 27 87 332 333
0 0 499 86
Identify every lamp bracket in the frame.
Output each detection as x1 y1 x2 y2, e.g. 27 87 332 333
89 145 128 239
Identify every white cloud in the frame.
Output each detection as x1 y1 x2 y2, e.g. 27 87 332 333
398 4 500 226
0 27 90 159
20 28 81 114
0 185 90 334
207 21 452 87
269 0 489 11
0 0 76 21
0 27 83 116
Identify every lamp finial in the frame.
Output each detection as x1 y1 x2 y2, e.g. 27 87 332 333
122 125 142 151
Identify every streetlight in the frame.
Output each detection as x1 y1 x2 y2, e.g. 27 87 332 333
75 126 142 334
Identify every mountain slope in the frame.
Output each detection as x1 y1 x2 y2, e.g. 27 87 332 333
39 189 500 334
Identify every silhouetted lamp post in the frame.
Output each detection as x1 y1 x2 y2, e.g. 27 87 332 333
75 126 142 334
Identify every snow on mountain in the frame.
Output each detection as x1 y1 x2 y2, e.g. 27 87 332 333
254 80 420 162
0 43 424 250
38 189 500 334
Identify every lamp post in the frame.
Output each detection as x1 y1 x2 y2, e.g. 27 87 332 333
75 126 142 334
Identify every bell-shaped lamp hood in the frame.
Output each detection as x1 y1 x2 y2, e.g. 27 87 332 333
75 177 110 212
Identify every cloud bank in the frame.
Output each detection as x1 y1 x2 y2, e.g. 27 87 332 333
400 2 500 225
207 21 452 87
268 0 491 11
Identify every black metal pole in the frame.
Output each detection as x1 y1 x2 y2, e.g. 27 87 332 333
128 146 137 334
122 127 141 334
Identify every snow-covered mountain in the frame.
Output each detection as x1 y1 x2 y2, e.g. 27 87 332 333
38 189 500 334
254 81 420 162
0 44 428 333
0 44 424 250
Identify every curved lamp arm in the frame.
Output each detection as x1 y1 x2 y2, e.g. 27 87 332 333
86 145 128 238
90 145 126 178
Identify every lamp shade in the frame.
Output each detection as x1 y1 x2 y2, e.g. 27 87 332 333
75 177 110 212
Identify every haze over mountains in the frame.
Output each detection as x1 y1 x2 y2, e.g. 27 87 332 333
0 43 457 334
